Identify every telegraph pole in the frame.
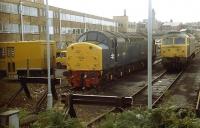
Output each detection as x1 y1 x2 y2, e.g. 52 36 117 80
45 0 52 109
147 0 153 109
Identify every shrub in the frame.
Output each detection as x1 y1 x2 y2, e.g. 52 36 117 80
31 110 83 128
99 106 200 128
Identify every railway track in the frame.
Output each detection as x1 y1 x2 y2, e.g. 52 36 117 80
196 89 200 116
132 70 184 108
33 85 71 113
85 70 166 127
86 70 184 127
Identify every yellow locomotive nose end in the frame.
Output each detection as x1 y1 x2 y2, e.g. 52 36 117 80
67 42 103 71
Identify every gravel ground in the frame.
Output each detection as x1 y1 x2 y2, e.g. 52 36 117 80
85 63 164 97
0 69 66 112
161 53 200 108
67 63 165 123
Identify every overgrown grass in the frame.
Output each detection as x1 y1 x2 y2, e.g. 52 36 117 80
31 110 83 128
99 106 200 128
3 106 200 128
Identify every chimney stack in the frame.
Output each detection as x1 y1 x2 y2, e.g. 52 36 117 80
124 9 126 16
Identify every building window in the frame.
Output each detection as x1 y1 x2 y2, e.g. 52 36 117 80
60 13 70 21
61 27 72 34
22 6 38 17
48 10 53 18
70 15 76 22
39 9 46 16
73 29 76 34
76 15 84 23
49 19 54 26
40 26 43 32
0 23 19 33
49 26 54 35
23 24 39 34
0 2 18 14
54 26 59 34
54 12 59 18
76 29 80 34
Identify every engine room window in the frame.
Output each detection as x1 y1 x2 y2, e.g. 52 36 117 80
162 38 173 45
174 37 185 44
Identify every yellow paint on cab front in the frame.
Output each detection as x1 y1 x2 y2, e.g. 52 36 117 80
161 44 188 58
67 42 102 71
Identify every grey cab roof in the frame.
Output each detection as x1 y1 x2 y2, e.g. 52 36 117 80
163 31 194 38
78 31 147 45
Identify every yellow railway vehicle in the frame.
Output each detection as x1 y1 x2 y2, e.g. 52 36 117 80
0 40 56 78
161 31 199 70
56 50 67 69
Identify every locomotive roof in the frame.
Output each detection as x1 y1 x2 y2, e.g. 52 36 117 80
102 31 146 39
78 31 147 44
164 31 194 38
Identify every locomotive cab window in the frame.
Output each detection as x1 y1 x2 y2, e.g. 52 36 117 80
162 38 173 45
87 32 98 41
174 37 185 44
56 51 66 58
78 34 86 42
97 34 107 44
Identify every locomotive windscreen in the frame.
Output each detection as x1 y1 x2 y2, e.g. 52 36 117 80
78 31 108 44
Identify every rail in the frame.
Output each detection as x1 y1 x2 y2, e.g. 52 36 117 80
132 70 184 108
152 70 184 107
6 77 61 107
131 70 167 98
62 71 169 128
196 89 200 116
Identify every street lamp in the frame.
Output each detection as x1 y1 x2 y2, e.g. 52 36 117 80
45 0 53 109
147 0 153 109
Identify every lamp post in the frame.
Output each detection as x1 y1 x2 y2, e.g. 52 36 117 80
59 9 62 49
147 0 153 109
45 0 52 109
20 1 24 41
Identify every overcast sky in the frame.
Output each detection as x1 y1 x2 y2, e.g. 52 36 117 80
49 0 200 23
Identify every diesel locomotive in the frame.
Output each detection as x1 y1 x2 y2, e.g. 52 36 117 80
63 31 156 88
161 31 199 71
